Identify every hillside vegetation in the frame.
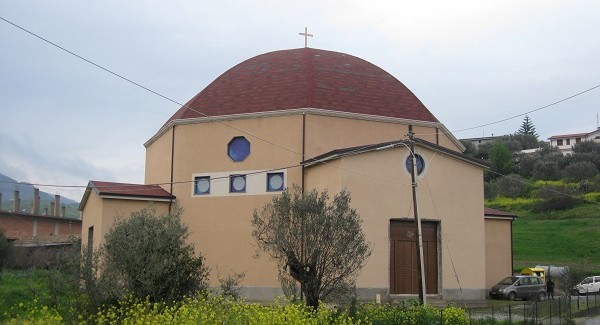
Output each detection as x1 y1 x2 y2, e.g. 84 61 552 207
462 117 600 271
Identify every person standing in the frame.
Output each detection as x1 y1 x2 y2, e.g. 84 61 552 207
546 278 555 299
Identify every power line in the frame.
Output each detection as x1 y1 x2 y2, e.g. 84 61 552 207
0 15 304 159
451 84 600 134
3 15 600 154
2 16 599 206
0 139 415 193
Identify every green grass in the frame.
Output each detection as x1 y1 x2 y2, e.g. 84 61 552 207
0 269 52 319
486 190 600 271
512 218 600 271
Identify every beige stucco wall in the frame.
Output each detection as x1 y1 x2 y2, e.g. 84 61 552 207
164 115 304 287
137 111 478 299
81 192 170 252
305 145 487 299
81 191 104 252
485 218 514 288
304 114 461 159
145 127 173 188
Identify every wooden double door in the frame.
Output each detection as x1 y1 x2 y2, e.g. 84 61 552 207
390 220 438 294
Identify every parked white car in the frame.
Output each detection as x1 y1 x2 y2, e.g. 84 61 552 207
573 276 600 295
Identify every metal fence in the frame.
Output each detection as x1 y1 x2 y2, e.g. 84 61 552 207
465 295 600 324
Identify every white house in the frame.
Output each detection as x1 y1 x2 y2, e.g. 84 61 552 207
548 128 600 155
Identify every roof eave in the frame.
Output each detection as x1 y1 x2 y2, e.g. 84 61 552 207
144 108 459 148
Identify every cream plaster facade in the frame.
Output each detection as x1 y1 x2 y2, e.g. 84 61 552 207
79 47 516 302
484 217 515 288
81 194 171 252
80 109 515 302
305 143 488 300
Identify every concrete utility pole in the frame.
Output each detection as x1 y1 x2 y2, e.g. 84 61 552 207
408 126 427 305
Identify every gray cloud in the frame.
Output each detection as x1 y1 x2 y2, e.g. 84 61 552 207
1 0 599 202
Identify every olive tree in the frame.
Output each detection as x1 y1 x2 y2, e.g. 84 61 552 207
102 207 209 302
251 186 372 309
489 142 514 177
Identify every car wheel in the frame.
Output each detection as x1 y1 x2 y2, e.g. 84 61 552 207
537 292 546 301
507 292 517 301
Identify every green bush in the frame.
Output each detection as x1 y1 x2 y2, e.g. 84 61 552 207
589 174 600 191
516 153 539 177
493 174 532 198
101 207 209 303
218 272 245 300
533 185 582 212
484 181 496 200
532 160 561 180
0 229 11 269
564 161 598 182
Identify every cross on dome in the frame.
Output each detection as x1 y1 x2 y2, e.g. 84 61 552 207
298 27 313 48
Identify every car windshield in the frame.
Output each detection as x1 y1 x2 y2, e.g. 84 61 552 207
498 277 519 285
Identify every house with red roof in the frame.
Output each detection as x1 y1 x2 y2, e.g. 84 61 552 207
548 128 600 154
80 47 516 302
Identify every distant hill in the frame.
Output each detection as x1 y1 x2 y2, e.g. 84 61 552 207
0 172 80 218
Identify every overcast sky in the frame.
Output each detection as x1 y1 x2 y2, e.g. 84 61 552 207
1 0 599 201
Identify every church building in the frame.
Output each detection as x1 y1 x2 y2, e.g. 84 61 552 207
80 47 515 301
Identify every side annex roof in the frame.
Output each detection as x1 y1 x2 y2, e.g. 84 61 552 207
484 207 518 220
79 181 175 211
302 138 489 169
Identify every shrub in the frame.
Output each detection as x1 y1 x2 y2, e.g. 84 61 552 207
101 207 209 302
0 228 11 269
533 185 582 212
572 140 600 154
567 152 600 170
218 272 245 300
563 161 598 182
489 142 515 176
493 174 531 198
516 153 539 178
532 160 561 180
484 181 496 200
591 175 600 191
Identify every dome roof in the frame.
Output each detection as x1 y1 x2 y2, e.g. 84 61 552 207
165 48 438 124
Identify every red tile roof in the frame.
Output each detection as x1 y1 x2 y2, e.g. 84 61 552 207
89 181 175 199
548 133 588 140
164 48 438 126
484 207 518 218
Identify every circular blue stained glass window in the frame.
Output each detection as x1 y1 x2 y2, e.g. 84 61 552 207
405 154 425 175
228 136 250 162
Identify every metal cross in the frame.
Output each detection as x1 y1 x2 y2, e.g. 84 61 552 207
298 27 313 48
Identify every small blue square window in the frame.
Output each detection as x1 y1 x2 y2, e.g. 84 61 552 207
194 176 210 195
267 172 285 192
228 136 250 162
230 174 246 193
